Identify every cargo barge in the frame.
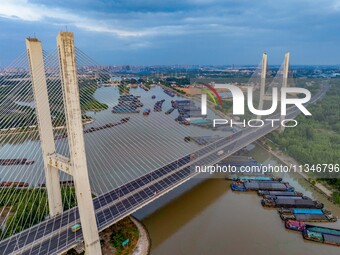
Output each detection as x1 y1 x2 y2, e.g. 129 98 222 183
279 208 332 215
118 95 141 100
263 195 311 200
261 198 324 208
171 100 192 108
1 182 29 188
231 181 294 192
226 175 282 182
165 108 175 115
0 158 34 166
114 95 143 111
164 89 175 97
257 190 303 197
84 118 130 133
280 213 337 222
286 221 340 238
303 225 340 246
285 220 306 231
154 100 165 112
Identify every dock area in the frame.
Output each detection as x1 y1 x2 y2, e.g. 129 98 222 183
112 94 143 113
228 169 340 247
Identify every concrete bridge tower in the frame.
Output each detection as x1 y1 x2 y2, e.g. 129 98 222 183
26 38 63 216
280 52 290 132
257 53 267 119
26 33 102 255
56 32 102 255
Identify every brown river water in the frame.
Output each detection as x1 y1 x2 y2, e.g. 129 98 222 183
139 145 340 255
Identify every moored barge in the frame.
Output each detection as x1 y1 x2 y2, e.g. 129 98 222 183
303 225 340 246
261 198 324 209
280 213 337 222
0 158 34 166
226 175 282 182
231 181 294 192
278 208 332 215
257 190 303 197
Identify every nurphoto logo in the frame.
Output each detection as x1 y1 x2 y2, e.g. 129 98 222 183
200 84 312 128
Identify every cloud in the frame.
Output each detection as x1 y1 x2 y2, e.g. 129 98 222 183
1 0 340 64
0 0 152 37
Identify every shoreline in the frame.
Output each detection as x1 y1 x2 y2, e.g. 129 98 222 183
130 216 151 255
158 83 230 119
256 138 336 203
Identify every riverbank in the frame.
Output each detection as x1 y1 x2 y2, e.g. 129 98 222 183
257 137 336 202
66 216 149 255
98 216 150 255
131 216 150 255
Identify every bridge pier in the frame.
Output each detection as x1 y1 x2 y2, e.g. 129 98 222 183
26 38 63 216
57 32 102 255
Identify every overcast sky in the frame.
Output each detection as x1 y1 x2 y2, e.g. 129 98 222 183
1 0 340 66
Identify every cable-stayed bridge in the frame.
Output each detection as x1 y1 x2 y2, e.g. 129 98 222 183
0 32 328 255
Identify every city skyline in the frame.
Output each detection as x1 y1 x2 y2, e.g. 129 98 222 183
1 0 340 66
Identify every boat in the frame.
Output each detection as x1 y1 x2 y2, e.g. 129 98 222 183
165 108 175 115
231 181 294 192
278 208 332 215
258 190 303 197
171 100 192 108
163 89 175 97
154 100 165 112
303 225 340 246
0 158 34 166
263 195 311 200
280 213 337 222
152 95 156 99
285 220 306 231
143 108 151 116
227 175 282 182
83 118 129 134
0 182 29 188
118 95 141 100
120 117 130 123
304 224 340 236
261 198 324 208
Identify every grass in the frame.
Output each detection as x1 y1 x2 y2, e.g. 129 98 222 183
110 217 139 255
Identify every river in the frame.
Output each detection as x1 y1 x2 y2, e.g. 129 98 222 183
0 85 230 194
139 144 340 255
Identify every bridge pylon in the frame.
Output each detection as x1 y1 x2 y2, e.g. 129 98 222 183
257 52 267 119
27 33 102 254
280 52 290 133
26 38 63 216
56 32 102 255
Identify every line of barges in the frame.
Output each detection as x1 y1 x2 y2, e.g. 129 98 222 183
229 172 340 247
